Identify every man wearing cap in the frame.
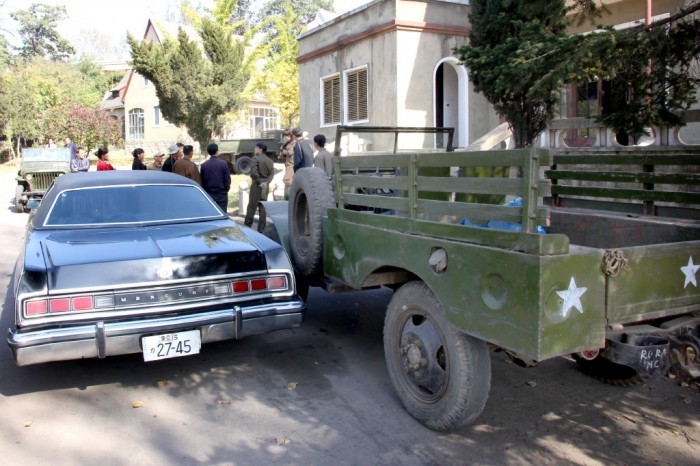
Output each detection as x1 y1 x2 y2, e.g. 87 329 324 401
162 143 183 172
147 152 164 170
173 144 201 185
200 143 231 213
292 127 314 172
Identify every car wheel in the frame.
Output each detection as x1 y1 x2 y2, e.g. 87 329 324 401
384 281 491 431
14 185 25 213
235 155 252 175
288 167 334 277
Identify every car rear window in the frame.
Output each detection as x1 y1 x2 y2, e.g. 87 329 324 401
44 184 224 226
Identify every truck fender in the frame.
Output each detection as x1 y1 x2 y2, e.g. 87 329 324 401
260 200 291 255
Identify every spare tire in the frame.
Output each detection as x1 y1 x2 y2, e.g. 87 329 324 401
288 167 334 277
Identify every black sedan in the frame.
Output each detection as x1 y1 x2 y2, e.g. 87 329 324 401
8 171 304 365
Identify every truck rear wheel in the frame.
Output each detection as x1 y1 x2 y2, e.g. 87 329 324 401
384 281 491 431
235 155 252 175
288 168 334 277
15 185 25 213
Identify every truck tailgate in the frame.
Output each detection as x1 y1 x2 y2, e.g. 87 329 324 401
606 240 700 324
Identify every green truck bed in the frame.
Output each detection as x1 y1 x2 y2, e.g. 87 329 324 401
265 126 700 431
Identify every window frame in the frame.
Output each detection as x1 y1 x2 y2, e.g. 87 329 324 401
153 106 160 127
320 72 341 128
343 65 369 125
128 108 145 140
245 106 281 137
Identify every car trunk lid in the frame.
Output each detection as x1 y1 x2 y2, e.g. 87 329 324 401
42 224 266 291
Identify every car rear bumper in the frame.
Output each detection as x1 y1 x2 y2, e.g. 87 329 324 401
7 299 305 366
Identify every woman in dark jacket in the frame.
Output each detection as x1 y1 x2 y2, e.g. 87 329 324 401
132 148 147 170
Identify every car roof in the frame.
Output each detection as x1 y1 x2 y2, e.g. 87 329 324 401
32 171 223 229
52 170 199 190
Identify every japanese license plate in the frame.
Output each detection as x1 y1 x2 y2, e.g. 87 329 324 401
142 330 201 362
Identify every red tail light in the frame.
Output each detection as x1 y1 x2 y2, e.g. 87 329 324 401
251 279 267 291
267 276 287 289
50 298 71 312
26 300 48 315
25 295 95 317
231 275 288 294
72 296 94 311
232 281 250 293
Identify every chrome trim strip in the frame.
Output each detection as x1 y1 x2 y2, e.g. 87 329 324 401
96 321 106 358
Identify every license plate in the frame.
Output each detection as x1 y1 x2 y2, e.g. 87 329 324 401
142 330 201 362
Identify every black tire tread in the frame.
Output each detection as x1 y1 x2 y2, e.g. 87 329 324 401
288 168 334 277
384 281 491 431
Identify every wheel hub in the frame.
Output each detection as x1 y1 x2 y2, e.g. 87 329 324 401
401 338 428 372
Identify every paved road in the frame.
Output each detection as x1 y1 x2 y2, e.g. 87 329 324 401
0 172 698 465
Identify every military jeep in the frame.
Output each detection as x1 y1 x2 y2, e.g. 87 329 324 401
15 147 71 212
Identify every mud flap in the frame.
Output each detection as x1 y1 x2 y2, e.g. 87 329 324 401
602 334 671 377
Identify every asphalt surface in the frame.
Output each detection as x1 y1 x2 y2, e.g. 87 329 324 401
0 172 698 465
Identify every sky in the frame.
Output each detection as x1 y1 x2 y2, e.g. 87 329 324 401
0 0 371 60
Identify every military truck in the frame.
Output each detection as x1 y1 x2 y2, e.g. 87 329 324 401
215 129 286 175
15 147 72 213
262 126 700 431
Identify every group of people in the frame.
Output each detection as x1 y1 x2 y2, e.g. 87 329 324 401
244 127 333 232
281 128 333 195
135 142 231 213
58 128 335 227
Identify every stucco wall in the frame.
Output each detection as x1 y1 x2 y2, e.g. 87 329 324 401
298 0 491 146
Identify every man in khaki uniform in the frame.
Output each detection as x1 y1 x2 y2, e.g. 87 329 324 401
244 142 274 232
173 145 201 185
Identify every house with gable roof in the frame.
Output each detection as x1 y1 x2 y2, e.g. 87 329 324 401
101 19 280 153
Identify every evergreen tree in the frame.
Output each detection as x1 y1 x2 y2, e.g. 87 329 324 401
128 17 249 152
456 0 700 147
10 3 76 62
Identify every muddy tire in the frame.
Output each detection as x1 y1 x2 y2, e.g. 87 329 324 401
235 155 252 175
14 185 25 213
384 281 491 431
288 168 334 277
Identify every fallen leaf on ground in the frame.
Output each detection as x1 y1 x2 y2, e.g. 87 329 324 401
681 397 692 404
275 437 290 445
217 399 232 405
132 401 144 408
526 379 537 387
284 382 298 390
24 422 32 428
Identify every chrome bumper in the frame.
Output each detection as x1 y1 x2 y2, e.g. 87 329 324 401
8 299 305 366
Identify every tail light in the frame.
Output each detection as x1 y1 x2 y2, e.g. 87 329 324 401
22 275 290 318
232 275 288 294
25 295 95 316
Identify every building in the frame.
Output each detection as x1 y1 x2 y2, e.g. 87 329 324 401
101 19 280 153
297 0 699 149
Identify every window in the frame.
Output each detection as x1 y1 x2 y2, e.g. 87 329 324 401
345 66 368 123
128 108 144 140
143 77 149 87
322 74 341 126
154 106 160 126
246 107 280 137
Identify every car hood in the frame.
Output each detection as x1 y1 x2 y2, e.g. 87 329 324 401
38 223 267 290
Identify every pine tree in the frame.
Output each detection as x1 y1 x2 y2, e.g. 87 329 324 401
128 18 249 152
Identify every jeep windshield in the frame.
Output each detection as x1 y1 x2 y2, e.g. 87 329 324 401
22 148 71 161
